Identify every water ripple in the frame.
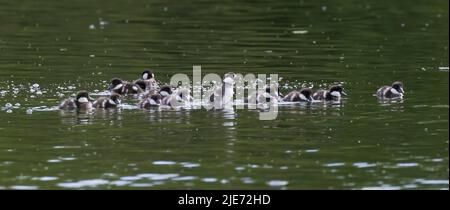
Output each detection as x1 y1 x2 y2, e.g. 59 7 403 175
57 179 109 188
267 180 289 187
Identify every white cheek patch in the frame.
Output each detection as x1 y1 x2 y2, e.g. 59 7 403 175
132 86 138 91
176 95 182 101
113 84 123 90
330 91 341 97
108 99 116 105
299 93 308 101
143 73 149 80
78 97 89 103
149 99 157 105
223 77 234 84
390 88 400 95
160 91 169 97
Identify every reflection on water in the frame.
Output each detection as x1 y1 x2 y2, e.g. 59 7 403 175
59 110 94 125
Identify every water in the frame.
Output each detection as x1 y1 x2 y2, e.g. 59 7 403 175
0 0 448 189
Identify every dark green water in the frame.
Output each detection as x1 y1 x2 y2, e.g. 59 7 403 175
0 0 448 189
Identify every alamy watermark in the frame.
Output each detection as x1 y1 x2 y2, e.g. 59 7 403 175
168 65 279 120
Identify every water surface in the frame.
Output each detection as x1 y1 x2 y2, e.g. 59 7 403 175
0 0 448 189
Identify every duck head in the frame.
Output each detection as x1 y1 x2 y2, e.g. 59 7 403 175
299 88 314 102
159 85 173 97
391 81 404 95
265 83 282 98
109 93 122 105
329 85 347 98
142 70 155 80
134 80 147 91
75 91 93 106
223 72 236 85
175 88 193 102
108 78 124 91
149 93 162 105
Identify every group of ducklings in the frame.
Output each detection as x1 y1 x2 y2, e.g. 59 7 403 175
59 70 405 110
58 70 192 110
248 81 403 104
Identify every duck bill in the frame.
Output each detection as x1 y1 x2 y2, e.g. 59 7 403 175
399 88 404 94
308 96 314 102
341 91 348 96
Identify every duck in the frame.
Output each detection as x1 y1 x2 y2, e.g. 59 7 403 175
247 84 282 104
376 81 404 99
264 83 283 100
108 78 123 92
93 93 122 109
138 93 163 108
158 85 173 98
209 72 236 106
134 80 148 92
313 85 347 101
59 91 93 110
137 85 173 108
121 82 144 95
108 78 143 95
282 88 314 102
162 88 193 107
139 70 159 91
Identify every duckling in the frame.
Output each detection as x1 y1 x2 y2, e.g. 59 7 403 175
108 78 124 93
138 93 162 108
265 83 283 99
282 88 314 102
93 93 122 109
162 88 193 107
134 80 148 92
108 78 143 95
158 85 173 98
248 84 282 104
140 70 159 91
59 91 93 110
313 85 347 101
209 73 235 105
122 83 144 94
376 81 404 99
